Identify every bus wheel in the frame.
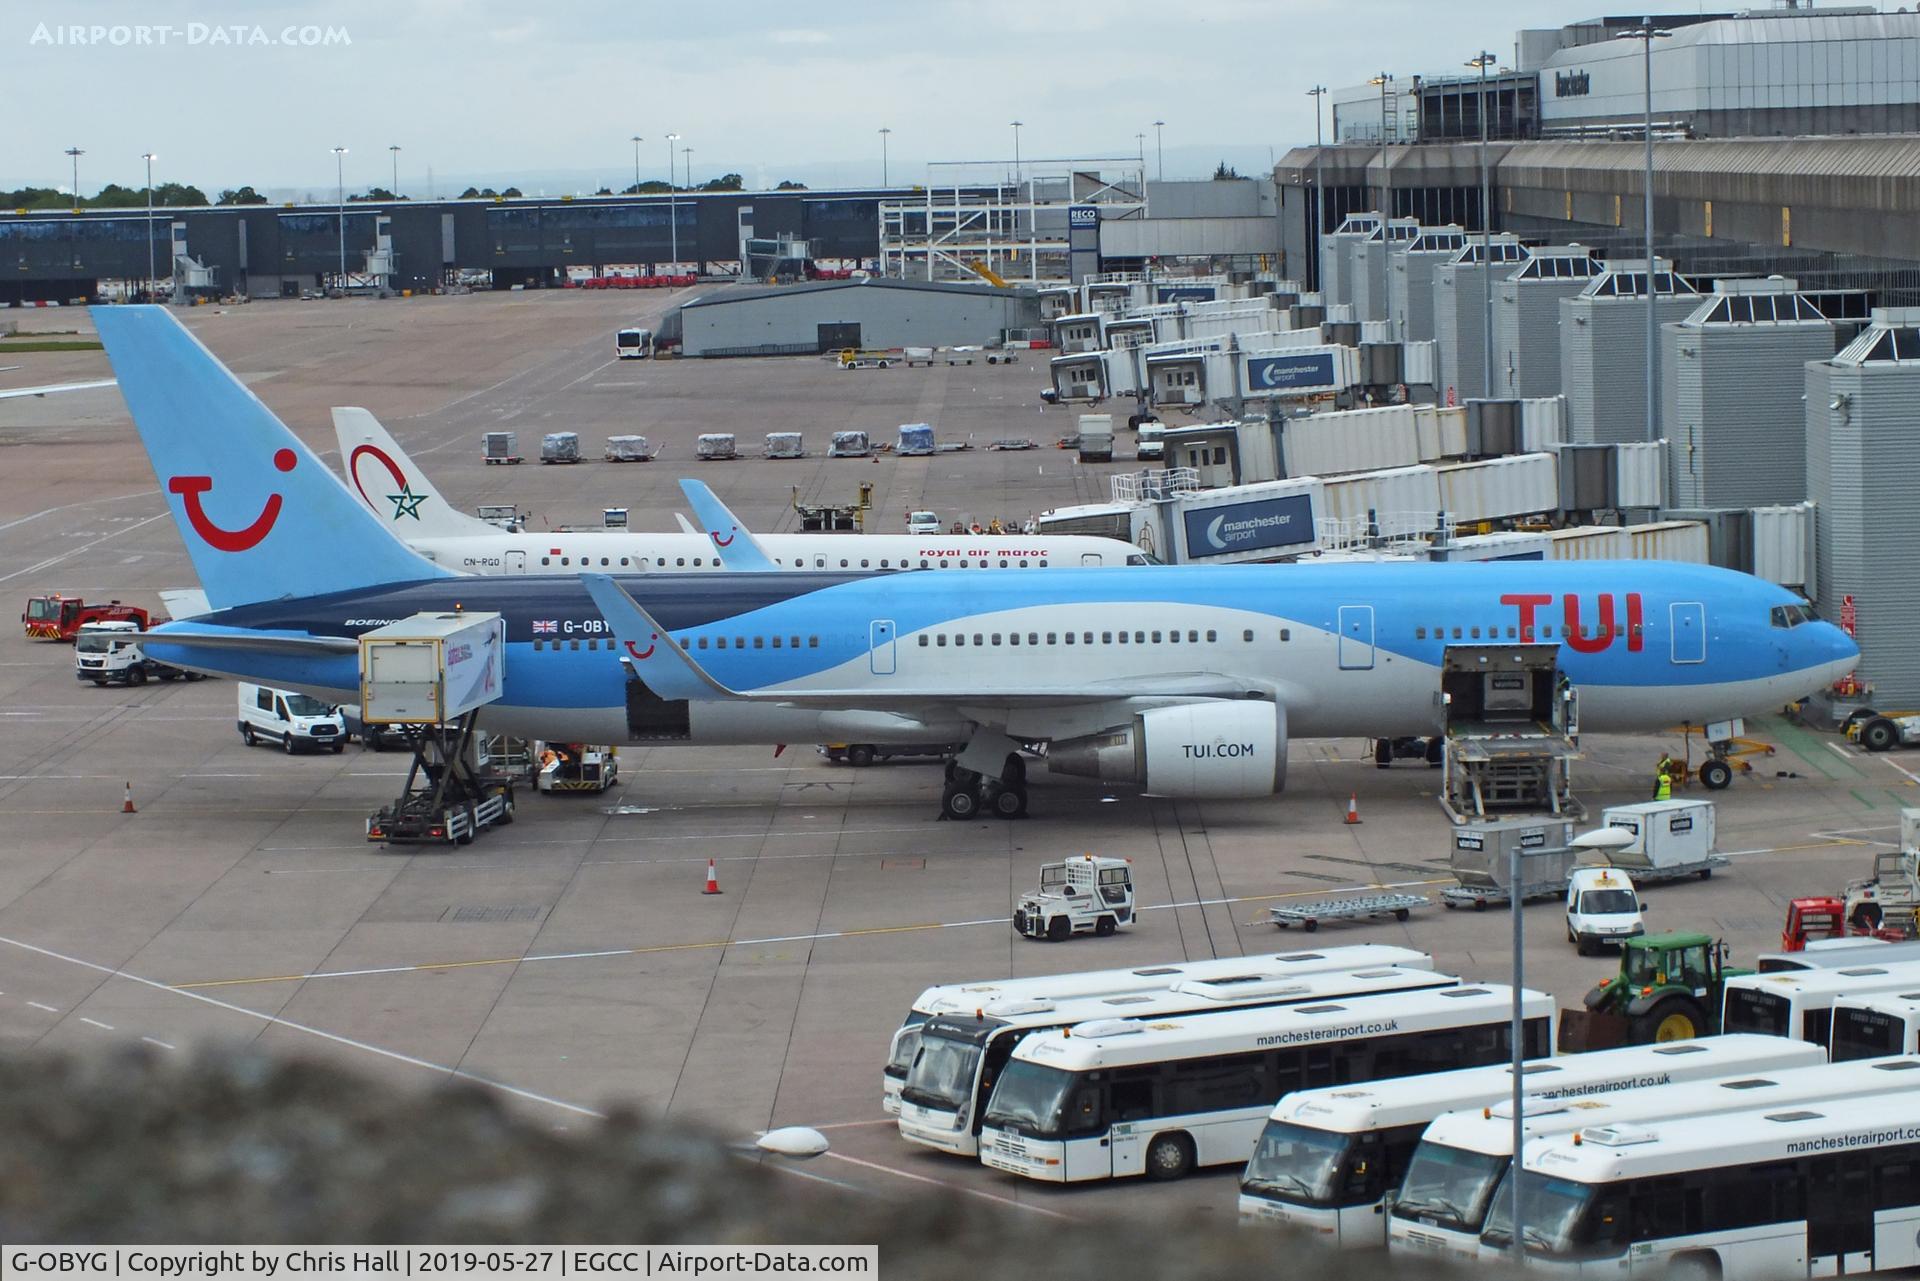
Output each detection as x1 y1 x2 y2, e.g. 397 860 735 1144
1145 1133 1194 1181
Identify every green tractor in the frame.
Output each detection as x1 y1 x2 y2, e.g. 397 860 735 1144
1557 930 1750 1051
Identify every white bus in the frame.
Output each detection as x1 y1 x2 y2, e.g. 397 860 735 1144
900 964 1459 1157
615 327 652 358
978 984 1552 1184
1488 1084 1920 1277
881 944 1432 1114
1392 1056 1920 1264
1831 991 1920 1061
1721 960 1920 1050
1240 1034 1825 1246
1756 938 1920 973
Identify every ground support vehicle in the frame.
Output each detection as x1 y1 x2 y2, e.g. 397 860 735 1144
482 432 521 465
238 683 346 753
1013 856 1134 940
1843 814 1920 936
1849 708 1920 753
1564 866 1645 955
1443 801 1725 910
74 620 198 685
535 742 618 793
1269 892 1426 933
818 742 955 767
837 348 893 370
1374 735 1444 768
1559 931 1744 1048
365 712 515 845
24 594 148 641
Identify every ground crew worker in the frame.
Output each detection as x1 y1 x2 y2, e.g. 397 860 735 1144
1654 761 1674 800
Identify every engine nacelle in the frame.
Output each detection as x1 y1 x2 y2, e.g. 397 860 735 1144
1047 701 1286 799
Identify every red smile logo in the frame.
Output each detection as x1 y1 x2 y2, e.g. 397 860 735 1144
169 448 295 552
710 528 735 548
625 636 657 661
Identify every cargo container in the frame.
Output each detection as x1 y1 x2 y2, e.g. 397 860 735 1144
896 423 935 456
1171 478 1322 564
1548 526 1632 560
1626 519 1710 564
483 431 521 465
1321 464 1440 533
828 430 872 458
359 612 505 726
1280 404 1419 478
1435 452 1557 523
604 435 653 462
695 433 738 461
1600 800 1717 871
764 431 806 460
539 432 580 464
1751 501 1814 592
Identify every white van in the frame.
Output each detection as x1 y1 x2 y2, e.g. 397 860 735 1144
237 683 346 754
906 510 941 535
1565 865 1646 954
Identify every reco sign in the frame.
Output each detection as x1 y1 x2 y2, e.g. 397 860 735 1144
1068 205 1099 229
1182 493 1316 558
1247 352 1335 391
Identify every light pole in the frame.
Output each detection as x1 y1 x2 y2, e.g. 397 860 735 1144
1370 73 1394 217
331 146 348 289
389 144 401 198
1505 825 1636 1265
879 127 891 186
1152 119 1166 182
64 147 84 212
141 152 157 302
629 134 642 193
1468 52 1498 397
665 133 680 267
1620 18 1671 444
682 146 693 191
1010 119 1023 178
1306 87 1326 290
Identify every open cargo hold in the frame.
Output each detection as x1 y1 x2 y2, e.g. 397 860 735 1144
359 613 505 725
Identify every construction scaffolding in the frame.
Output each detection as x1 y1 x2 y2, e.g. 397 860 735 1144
878 161 1148 286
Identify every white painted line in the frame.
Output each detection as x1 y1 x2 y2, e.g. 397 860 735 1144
0 933 606 1119
1877 753 1920 786
79 1017 113 1030
818 1150 1072 1221
26 1001 57 1013
0 512 170 584
140 1036 176 1050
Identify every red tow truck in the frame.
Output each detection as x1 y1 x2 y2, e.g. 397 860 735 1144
23 594 150 641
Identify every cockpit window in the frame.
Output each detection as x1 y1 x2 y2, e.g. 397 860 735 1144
1770 601 1817 628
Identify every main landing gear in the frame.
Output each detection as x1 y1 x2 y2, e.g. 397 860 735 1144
941 754 1028 821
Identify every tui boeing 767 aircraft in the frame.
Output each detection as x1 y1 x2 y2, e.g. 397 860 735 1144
97 305 1857 819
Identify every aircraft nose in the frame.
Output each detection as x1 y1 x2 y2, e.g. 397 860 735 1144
1815 622 1860 681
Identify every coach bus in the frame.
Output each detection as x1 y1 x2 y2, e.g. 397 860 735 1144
1485 1086 1920 1277
1721 960 1920 1050
899 963 1458 1157
1831 992 1920 1061
978 984 1552 1183
881 944 1432 1114
1240 1034 1825 1246
1393 1056 1920 1263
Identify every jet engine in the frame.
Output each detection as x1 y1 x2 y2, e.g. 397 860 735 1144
1045 701 1286 799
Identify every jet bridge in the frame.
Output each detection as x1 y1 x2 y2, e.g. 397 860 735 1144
1438 644 1582 822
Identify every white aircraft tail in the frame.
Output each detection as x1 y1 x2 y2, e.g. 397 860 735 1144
331 407 496 538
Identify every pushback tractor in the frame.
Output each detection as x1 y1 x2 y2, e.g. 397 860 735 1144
1013 856 1135 940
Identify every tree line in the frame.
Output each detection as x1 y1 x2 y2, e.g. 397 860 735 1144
2 171 798 211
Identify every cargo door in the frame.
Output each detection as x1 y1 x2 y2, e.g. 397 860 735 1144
505 551 526 574
1337 605 1375 670
869 620 896 675
1670 601 1706 664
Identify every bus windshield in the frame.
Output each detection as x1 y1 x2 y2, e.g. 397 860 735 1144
885 1013 929 1080
901 1032 984 1110
1242 1121 1351 1205
1481 1172 1603 1255
1393 1143 1509 1231
981 1059 1076 1138
1722 988 1789 1037
1830 1008 1901 1062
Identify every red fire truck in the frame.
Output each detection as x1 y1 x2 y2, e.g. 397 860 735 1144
22 594 150 641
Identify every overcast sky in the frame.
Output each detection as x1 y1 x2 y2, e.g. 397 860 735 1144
8 0 1616 197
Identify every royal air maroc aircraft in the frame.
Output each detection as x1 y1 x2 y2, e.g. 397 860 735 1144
102 305 1858 819
331 407 1146 574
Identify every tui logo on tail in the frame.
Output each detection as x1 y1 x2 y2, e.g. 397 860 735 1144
168 447 294 552
710 528 736 548
625 635 657 660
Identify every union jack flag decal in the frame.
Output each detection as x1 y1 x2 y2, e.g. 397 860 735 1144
532 619 558 635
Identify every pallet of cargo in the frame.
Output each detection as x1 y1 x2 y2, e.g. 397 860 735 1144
1269 892 1428 932
1440 855 1727 910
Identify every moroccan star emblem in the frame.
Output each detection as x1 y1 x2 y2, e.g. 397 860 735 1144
387 483 428 520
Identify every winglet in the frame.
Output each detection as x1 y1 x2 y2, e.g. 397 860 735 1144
676 479 781 572
332 407 497 538
580 573 739 701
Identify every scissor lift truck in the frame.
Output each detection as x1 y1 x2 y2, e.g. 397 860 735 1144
359 612 515 846
1013 855 1135 941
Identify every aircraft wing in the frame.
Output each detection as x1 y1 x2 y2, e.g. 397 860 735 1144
677 479 781 571
581 573 1264 710
0 378 117 400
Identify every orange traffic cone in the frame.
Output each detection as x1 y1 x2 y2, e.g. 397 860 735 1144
122 781 137 814
702 858 723 895
1343 793 1362 825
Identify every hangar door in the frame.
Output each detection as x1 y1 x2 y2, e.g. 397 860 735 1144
817 323 861 353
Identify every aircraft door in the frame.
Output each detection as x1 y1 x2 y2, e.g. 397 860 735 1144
1670 601 1706 663
870 620 896 675
505 551 526 574
1337 605 1375 670
1081 552 1103 566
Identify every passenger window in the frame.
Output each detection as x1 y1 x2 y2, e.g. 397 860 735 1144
917 636 927 647
773 637 783 648
1280 629 1291 642
541 557 551 566
1416 626 1427 639
1047 632 1057 644
809 636 819 648
1187 630 1198 642
717 638 728 650
1242 629 1253 642
1117 632 1128 645
697 637 709 649
1135 631 1145 643
939 560 948 569
1542 625 1554 639
1010 633 1021 646
1206 629 1217 642
1084 633 1094 644
1169 630 1180 644
753 637 764 649
532 639 543 652
1039 558 1048 567
955 634 966 647
1028 633 1038 645
695 558 704 567
1019 560 1029 568
1151 630 1162 643
561 557 570 566
935 635 946 647
1507 626 1518 639
735 637 745 649
1471 626 1481 639
840 559 849 569
880 559 890 568
973 634 983 646
1451 627 1462 639
861 559 870 568
619 558 629 567
570 640 580 651
656 557 666 567
992 634 1003 646
676 558 685 567
601 558 610 567
920 559 930 569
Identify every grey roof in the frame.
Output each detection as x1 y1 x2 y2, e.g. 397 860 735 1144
677 277 1033 311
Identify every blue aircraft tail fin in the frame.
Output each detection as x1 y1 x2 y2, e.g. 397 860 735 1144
677 479 781 571
93 306 451 610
